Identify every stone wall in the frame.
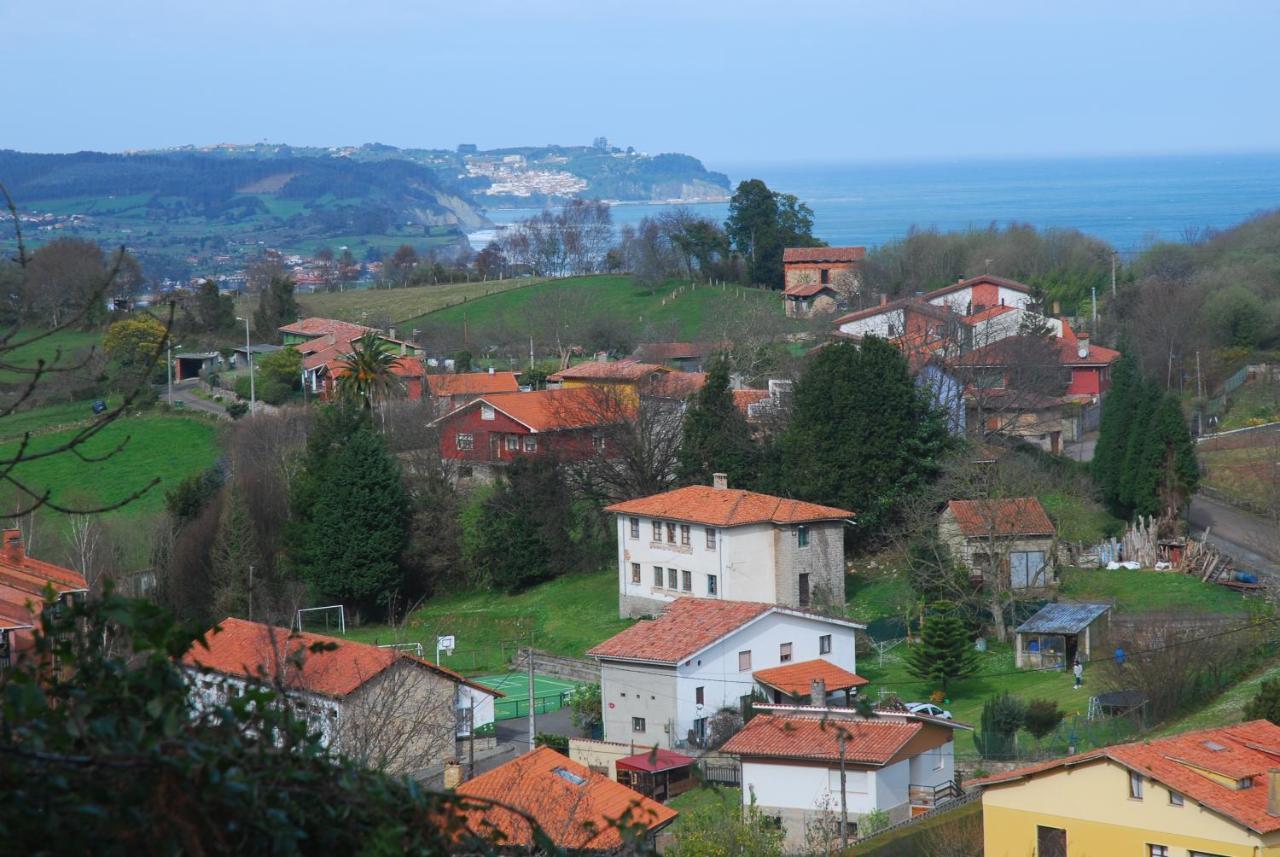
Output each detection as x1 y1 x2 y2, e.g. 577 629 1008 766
773 520 846 609
511 648 598 684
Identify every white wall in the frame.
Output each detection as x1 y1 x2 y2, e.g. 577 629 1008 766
457 683 496 733
616 515 780 607
837 308 904 340
928 285 1034 314
185 666 340 745
742 760 878 817
876 758 911 814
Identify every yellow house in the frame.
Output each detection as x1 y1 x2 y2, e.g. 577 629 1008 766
976 720 1280 857
547 360 673 406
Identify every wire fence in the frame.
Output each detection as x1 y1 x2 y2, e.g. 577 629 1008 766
494 690 574 721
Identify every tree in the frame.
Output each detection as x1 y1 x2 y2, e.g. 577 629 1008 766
253 274 298 340
193 279 237 332
1093 354 1140 509
256 346 303 392
776 338 950 548
245 251 286 294
677 357 759 489
337 249 361 290
973 692 1026 760
1244 678 1280 725
21 237 110 327
210 481 262 620
334 331 405 409
904 602 981 693
103 313 168 370
288 409 409 612
469 456 578 592
1128 392 1199 516
569 683 603 733
667 790 785 857
384 244 419 285
1023 698 1064 747
724 179 820 288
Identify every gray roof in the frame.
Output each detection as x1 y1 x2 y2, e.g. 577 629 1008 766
1015 602 1110 635
235 344 283 354
176 352 221 360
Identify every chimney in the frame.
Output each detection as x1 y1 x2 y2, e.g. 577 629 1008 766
810 678 826 706
1 529 23 565
327 332 336 345
1269 769 1280 816
879 293 888 306
389 327 396 341
712 473 728 490
1077 333 1090 360
443 759 464 790
488 366 495 375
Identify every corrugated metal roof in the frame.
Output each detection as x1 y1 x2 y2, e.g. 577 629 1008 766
1014 602 1111 635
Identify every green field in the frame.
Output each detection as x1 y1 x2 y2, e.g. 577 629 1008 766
0 327 102 384
1058 567 1261 614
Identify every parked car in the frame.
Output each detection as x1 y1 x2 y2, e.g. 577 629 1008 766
906 702 953 720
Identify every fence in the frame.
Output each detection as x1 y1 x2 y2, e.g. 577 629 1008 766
696 760 741 787
494 689 574 721
966 709 1146 764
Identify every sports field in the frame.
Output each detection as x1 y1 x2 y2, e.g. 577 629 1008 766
474 672 581 721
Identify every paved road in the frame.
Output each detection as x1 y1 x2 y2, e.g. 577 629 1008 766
163 379 230 418
1188 493 1280 578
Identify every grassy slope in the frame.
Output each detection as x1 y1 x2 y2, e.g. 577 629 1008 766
402 275 796 342
1221 377 1280 430
0 327 101 383
235 279 544 327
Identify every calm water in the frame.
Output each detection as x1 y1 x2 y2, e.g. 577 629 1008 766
472 153 1280 256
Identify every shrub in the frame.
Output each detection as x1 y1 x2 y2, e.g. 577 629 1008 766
226 401 249 419
1244 678 1280 725
569 683 602 732
533 733 569 753
1024 698 1064 742
974 692 1026 760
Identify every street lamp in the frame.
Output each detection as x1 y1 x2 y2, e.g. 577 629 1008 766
235 316 255 412
166 340 182 406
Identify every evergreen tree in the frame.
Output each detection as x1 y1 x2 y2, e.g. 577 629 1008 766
1117 380 1160 515
210 481 262 620
1092 354 1140 507
253 274 299 340
194 279 237 333
904 602 981 693
1244 678 1280 725
676 357 759 488
724 179 820 288
1129 393 1199 516
469 456 578 592
775 338 950 548
288 407 408 612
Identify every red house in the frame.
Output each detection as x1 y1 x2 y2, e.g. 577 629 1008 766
1058 320 1121 396
425 370 520 415
433 387 621 482
0 529 88 669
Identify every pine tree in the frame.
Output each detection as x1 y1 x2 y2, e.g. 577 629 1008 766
1117 380 1159 515
1092 354 1139 507
904 602 981 693
1244 678 1280 725
210 481 262 620
1129 393 1199 516
676 357 759 488
469 456 579 592
776 338 950 548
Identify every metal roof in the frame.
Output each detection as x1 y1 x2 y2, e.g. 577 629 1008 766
1015 602 1111 635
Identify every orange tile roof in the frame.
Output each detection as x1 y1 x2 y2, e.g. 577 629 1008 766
326 355 425 379
733 389 770 412
279 317 374 339
971 721 1280 834
953 334 1121 369
649 371 706 399
783 246 866 264
947 497 1054 538
722 713 921 765
633 341 724 362
784 282 838 298
605 485 853 528
587 598 773 664
924 274 1033 301
426 371 520 397
182 618 499 699
548 361 670 382
449 387 623 432
754 658 868 696
962 304 1016 324
0 530 87 661
455 747 676 850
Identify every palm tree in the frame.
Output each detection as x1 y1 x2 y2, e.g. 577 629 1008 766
334 331 405 409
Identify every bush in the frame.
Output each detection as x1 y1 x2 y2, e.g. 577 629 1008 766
1243 678 1280 725
707 706 744 748
533 733 569 753
226 401 249 419
974 692 1026 760
569 683 602 733
1023 699 1064 742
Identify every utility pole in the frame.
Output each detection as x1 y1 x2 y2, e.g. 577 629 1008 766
247 564 254 622
236 316 255 411
527 628 536 749
1091 286 1098 331
1111 251 1118 298
166 339 174 406
529 335 535 371
838 731 849 850
468 697 477 780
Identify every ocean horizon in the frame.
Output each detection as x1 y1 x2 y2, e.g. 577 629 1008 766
471 152 1280 257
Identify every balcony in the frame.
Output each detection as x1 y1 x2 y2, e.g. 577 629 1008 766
909 781 963 813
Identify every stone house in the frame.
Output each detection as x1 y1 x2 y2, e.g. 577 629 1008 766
783 247 865 317
604 475 853 618
939 497 1058 590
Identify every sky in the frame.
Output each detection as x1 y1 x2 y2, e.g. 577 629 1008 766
4 0 1279 168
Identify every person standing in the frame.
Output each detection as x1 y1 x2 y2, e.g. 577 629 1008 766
1073 659 1084 689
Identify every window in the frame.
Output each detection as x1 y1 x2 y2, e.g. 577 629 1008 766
593 433 605 452
799 573 811 607
797 525 810 548
632 717 646 733
695 686 704 705
523 436 537 452
1168 790 1183 806
666 522 677 543
779 642 793 663
819 634 832 655
480 405 495 420
820 267 830 285
738 650 752 671
653 521 662 540
631 563 641 584
1129 771 1144 799
456 432 474 451
682 570 692 592
1036 826 1066 857
653 566 663 587
629 517 640 539
680 524 690 545
668 568 678 589
707 574 717 596
706 528 717 549
505 435 519 451
1147 846 1169 857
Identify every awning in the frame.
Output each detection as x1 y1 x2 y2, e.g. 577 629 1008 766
616 748 694 774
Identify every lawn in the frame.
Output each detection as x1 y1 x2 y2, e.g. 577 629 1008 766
344 568 631 675
0 397 124 442
1199 444 1278 509
665 785 741 834
0 327 102 384
1154 655 1280 736
1221 377 1280 430
235 278 542 327
1058 567 1258 615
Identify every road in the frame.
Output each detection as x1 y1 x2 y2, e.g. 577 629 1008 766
163 379 230 419
1187 493 1280 578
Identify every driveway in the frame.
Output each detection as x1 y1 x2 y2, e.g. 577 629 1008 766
1188 493 1280 579
164 379 231 419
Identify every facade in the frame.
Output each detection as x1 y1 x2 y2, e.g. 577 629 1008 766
783 246 865 316
547 359 671 405
604 477 853 618
1013 602 1111 670
725 706 968 850
939 498 1058 590
182 618 500 775
0 529 88 669
424 370 519 415
977 721 1280 857
631 341 724 372
587 598 864 750
454 746 677 851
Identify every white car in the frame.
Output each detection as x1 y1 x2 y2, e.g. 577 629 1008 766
906 702 953 720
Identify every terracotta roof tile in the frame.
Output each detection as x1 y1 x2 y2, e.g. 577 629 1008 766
279 317 374 339
962 304 1016 324
587 598 773 664
426 372 520 397
443 387 623 432
649 371 706 399
733 389 770 412
0 531 87 662
946 498 1055 538
605 485 853 528
783 247 866 264
754 658 868 696
953 334 1121 369
455 747 676 850
784 282 838 298
633 342 724 362
548 361 670 382
722 713 920 765
924 274 1033 302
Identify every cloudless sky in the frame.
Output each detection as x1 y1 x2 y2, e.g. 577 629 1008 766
4 0 1278 167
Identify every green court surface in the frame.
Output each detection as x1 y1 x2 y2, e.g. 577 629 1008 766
473 673 581 721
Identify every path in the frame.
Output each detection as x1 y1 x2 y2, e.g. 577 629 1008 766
164 379 230 419
1188 493 1280 579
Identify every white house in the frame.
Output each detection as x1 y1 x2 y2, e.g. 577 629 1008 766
604 475 853 619
723 705 972 850
586 598 865 750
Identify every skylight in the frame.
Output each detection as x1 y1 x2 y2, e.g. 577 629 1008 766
553 767 586 786
1203 740 1228 752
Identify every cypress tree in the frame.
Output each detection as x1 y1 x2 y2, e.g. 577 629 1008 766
210 481 261 620
677 356 759 489
1092 354 1139 507
1129 393 1199 516
253 275 299 339
1117 380 1159 516
904 602 981 693
470 456 578 592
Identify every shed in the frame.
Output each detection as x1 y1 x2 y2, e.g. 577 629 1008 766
1014 602 1111 670
174 352 221 381
614 748 695 802
231 344 282 369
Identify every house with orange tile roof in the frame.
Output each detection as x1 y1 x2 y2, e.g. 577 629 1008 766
424 369 520 414
974 720 1280 857
281 317 425 396
0 528 88 669
183 618 500 776
453 746 677 851
547 358 672 406
604 474 854 618
586 597 864 751
938 497 1059 591
723 704 971 848
783 246 865 317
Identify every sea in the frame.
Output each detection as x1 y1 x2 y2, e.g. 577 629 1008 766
468 153 1280 258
